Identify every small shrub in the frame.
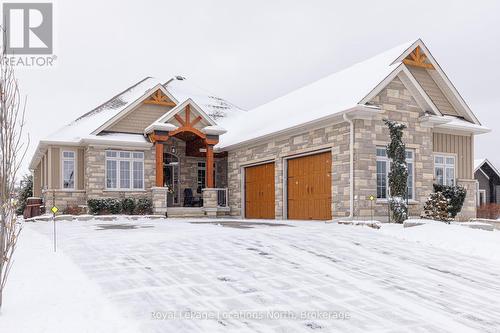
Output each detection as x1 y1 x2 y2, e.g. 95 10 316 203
16 174 33 215
433 184 467 218
104 198 121 214
88 197 152 215
87 198 105 215
63 205 83 215
135 197 152 215
421 192 451 223
121 198 136 215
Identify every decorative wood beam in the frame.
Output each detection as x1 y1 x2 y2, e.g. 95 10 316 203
206 144 214 188
403 46 435 69
149 133 169 143
168 126 206 139
402 59 435 69
174 114 185 126
190 115 202 127
144 89 176 106
144 100 176 107
205 138 218 145
185 105 191 126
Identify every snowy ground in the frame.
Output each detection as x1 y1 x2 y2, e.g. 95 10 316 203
2 218 500 332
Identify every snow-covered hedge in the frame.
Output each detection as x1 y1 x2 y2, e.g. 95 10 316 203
87 197 152 215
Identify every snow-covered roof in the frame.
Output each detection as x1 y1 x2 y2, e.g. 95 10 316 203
45 76 244 144
45 77 163 143
434 116 489 134
474 159 486 171
30 76 245 168
218 39 489 149
474 158 500 178
217 41 415 148
31 38 488 168
165 76 246 121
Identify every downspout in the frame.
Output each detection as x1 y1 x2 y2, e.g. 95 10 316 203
343 113 354 219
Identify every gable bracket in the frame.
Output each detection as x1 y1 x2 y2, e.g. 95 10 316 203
403 46 435 69
144 89 176 107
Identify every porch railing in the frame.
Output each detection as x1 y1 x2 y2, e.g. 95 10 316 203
215 188 228 208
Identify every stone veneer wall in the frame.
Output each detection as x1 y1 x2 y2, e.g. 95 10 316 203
85 145 156 200
456 179 477 221
84 140 227 208
227 121 351 219
355 77 435 220
41 189 86 212
227 76 477 221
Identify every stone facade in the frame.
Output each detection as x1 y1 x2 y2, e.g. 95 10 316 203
44 139 228 212
152 187 168 214
456 179 477 221
226 76 477 221
355 77 435 220
41 189 86 212
85 145 156 200
227 121 351 219
202 188 218 217
34 80 477 221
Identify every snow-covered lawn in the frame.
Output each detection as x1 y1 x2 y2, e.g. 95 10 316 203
2 218 500 332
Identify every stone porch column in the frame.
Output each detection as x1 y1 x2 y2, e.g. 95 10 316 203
456 179 477 221
202 188 218 217
152 187 168 214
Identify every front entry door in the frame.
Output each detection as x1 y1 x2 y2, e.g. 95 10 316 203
163 153 179 206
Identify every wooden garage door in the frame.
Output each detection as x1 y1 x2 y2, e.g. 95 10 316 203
245 162 275 219
287 152 332 220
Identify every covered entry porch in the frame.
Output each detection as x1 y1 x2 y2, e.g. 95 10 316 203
146 99 229 216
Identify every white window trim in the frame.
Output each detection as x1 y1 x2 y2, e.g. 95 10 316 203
105 150 145 191
197 161 217 189
478 189 486 206
61 150 76 190
434 153 456 186
376 147 415 201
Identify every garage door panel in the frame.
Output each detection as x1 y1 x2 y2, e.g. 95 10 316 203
245 162 275 219
287 152 332 220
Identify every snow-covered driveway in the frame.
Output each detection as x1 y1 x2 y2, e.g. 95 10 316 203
5 219 500 332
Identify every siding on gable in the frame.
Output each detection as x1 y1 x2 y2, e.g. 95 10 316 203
107 103 173 134
408 66 459 116
432 132 472 179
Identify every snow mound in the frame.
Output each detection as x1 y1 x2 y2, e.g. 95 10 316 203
380 220 500 262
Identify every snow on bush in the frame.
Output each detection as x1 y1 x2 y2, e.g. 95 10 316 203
87 197 152 215
15 173 32 216
384 119 408 223
433 184 467 218
421 192 451 223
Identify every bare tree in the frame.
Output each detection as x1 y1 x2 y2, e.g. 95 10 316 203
0 26 29 310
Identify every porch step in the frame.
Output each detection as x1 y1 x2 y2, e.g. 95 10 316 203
166 207 205 218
